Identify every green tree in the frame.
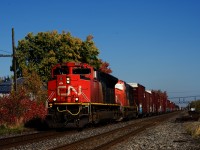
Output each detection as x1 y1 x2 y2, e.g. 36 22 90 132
14 31 110 82
189 100 200 111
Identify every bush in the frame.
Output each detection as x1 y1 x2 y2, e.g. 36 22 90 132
0 88 47 128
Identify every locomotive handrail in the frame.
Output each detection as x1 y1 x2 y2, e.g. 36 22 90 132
57 106 81 116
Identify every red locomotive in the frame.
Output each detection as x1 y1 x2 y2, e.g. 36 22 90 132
47 62 138 127
47 62 177 128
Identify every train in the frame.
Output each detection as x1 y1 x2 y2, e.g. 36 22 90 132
47 62 178 128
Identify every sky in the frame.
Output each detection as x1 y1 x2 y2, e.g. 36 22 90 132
0 0 200 106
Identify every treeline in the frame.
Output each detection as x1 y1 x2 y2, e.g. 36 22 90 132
0 76 12 83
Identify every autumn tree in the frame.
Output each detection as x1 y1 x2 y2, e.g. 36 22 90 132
0 81 47 127
99 59 112 74
14 31 112 82
21 69 47 104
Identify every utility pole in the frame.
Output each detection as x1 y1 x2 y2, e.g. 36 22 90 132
0 28 17 91
12 28 17 91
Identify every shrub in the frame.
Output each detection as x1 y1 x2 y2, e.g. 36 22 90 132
0 88 47 128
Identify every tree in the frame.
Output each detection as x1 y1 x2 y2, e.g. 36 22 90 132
22 69 47 104
0 77 3 83
99 59 112 74
0 69 47 127
13 31 112 82
0 76 11 83
189 100 200 111
0 83 47 127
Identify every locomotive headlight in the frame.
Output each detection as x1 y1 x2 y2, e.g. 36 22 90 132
75 97 79 102
53 98 57 101
66 77 70 84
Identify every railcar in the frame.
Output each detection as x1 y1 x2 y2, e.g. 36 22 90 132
115 80 138 120
145 90 153 116
128 83 147 117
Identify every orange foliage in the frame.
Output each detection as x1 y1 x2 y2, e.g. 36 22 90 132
99 59 112 74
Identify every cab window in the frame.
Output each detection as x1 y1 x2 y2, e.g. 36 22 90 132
72 68 91 74
53 66 69 76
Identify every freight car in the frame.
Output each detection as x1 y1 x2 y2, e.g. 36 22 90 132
127 83 169 116
47 62 176 128
127 83 146 116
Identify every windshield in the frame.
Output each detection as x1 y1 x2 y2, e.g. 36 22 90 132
53 66 69 76
73 68 91 74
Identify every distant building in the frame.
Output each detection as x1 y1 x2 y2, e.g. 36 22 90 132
0 80 12 96
0 78 25 97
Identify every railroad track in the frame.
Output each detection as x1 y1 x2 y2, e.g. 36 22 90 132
51 112 179 150
0 112 179 149
0 129 77 149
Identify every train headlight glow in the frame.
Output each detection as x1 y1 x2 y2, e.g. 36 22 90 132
53 98 57 101
66 77 70 84
75 97 79 102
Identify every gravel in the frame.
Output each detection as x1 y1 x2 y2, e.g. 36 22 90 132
6 119 143 150
2 113 200 150
109 116 200 150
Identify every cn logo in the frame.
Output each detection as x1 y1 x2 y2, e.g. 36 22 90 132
57 85 82 96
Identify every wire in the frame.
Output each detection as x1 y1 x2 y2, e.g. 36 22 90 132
169 95 200 99
0 49 11 54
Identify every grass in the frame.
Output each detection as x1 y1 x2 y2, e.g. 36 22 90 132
0 124 27 136
185 121 200 138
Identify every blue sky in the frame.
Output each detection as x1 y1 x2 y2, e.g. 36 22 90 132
0 0 200 106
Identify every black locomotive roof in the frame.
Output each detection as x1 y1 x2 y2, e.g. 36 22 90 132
98 71 118 88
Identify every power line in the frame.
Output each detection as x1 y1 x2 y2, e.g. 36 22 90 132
0 54 12 57
0 50 11 54
169 95 200 99
168 91 200 93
